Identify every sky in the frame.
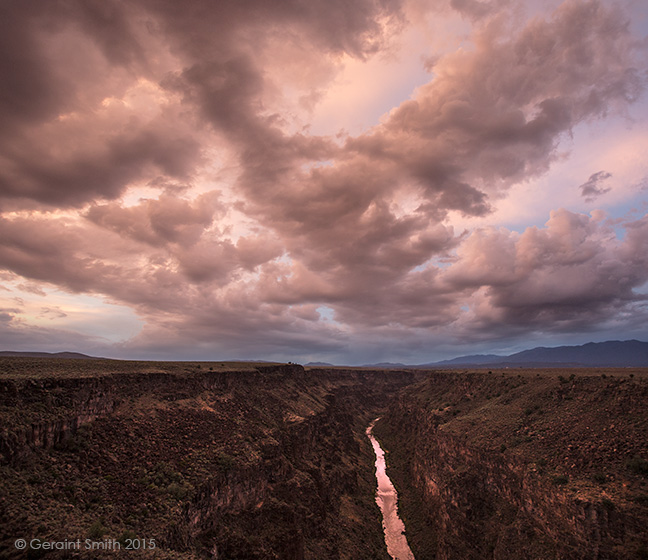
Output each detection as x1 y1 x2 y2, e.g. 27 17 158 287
1 0 647 365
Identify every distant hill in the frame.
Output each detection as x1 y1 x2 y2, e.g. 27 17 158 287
306 361 334 366
424 340 648 368
0 351 101 359
362 362 407 368
433 354 502 366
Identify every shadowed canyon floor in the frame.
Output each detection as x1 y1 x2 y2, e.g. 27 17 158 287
1 360 647 559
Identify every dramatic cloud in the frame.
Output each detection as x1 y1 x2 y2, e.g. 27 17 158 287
446 210 648 334
0 0 646 363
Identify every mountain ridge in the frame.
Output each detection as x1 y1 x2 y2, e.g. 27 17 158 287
425 339 648 368
0 351 101 359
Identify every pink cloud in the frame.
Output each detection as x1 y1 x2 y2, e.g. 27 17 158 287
446 209 648 333
0 0 646 362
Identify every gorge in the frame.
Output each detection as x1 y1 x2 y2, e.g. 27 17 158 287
1 358 647 559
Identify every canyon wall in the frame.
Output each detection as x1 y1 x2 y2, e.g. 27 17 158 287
4 360 646 559
374 370 648 560
0 359 422 559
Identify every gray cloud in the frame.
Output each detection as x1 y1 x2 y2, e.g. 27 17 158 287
85 192 223 248
579 171 612 201
445 210 648 336
0 0 646 362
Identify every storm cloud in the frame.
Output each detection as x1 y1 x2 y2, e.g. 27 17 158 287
0 0 646 362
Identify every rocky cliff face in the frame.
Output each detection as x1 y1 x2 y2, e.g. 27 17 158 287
6 360 644 559
0 358 422 560
184 387 388 560
0 363 362 464
374 370 648 560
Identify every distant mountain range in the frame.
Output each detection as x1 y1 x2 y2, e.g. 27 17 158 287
358 340 648 368
3 340 647 367
360 362 407 368
0 351 100 359
423 340 648 368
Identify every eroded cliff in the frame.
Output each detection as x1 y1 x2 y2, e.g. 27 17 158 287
374 369 648 560
0 358 422 559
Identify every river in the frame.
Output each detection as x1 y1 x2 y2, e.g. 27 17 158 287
366 419 416 560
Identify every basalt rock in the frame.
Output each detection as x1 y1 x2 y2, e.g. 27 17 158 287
375 370 648 560
0 359 422 559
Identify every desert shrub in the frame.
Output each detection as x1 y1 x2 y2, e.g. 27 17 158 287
151 461 183 486
524 407 533 416
592 472 607 484
167 482 185 499
627 456 648 477
552 475 569 485
88 519 107 539
118 530 138 547
216 452 236 473
499 444 507 453
167 481 193 500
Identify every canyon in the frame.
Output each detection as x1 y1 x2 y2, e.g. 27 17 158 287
374 369 648 560
1 359 647 559
0 359 421 559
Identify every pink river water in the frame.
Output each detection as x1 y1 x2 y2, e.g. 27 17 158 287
366 419 416 560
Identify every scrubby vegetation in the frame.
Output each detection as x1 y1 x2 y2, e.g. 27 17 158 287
0 359 420 559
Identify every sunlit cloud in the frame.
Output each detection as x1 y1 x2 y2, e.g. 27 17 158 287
0 0 646 363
